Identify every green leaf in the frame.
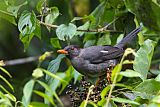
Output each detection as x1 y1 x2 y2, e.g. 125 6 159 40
116 34 124 44
0 75 14 91
22 80 35 107
155 74 160 82
47 54 65 74
97 33 111 46
152 95 160 103
37 80 51 92
0 67 12 78
73 69 81 84
0 1 16 25
7 1 27 18
111 64 122 82
133 39 156 80
56 23 77 41
32 68 44 78
34 20 41 39
84 40 96 48
90 1 115 29
112 97 140 105
45 7 59 25
0 85 16 102
29 102 49 107
98 86 110 106
133 79 160 99
59 66 74 94
108 0 124 8
33 90 55 106
76 21 90 36
71 15 95 22
42 68 67 84
19 33 34 50
36 0 45 14
45 73 65 104
124 0 160 32
50 38 61 48
119 69 141 77
18 11 36 36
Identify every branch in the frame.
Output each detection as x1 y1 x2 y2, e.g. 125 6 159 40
39 21 121 33
0 52 53 66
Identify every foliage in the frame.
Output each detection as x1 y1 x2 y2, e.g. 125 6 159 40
0 0 160 107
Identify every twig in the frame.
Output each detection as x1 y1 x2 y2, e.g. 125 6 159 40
0 56 39 66
0 52 53 66
39 21 122 33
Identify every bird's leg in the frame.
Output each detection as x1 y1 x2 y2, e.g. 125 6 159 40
106 68 112 84
106 62 115 84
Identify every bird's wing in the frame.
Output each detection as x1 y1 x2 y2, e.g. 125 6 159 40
100 46 124 60
79 46 124 64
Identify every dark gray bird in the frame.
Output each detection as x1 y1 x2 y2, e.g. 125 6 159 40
57 27 141 78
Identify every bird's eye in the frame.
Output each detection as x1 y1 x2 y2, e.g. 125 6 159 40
71 47 74 50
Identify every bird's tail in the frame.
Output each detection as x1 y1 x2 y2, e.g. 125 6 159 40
115 26 142 48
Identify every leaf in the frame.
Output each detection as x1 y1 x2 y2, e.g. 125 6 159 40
29 102 49 107
112 97 140 105
50 38 61 48
0 1 16 25
47 54 65 74
45 7 59 25
116 34 124 44
97 33 111 46
108 0 124 8
133 79 160 99
0 67 12 78
76 21 90 36
33 90 55 106
84 40 96 48
7 1 27 18
32 68 44 78
45 73 65 104
111 64 122 82
155 74 160 82
56 23 77 41
124 0 160 32
73 69 81 84
34 20 41 39
0 75 14 91
22 79 35 107
36 0 45 14
133 39 156 80
90 1 107 28
119 69 141 77
19 33 34 50
59 66 74 94
18 11 36 36
42 68 67 84
37 80 51 92
0 85 16 102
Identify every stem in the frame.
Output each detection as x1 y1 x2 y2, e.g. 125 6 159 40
83 85 94 107
0 10 14 16
105 48 132 107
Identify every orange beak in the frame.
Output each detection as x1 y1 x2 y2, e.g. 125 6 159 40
57 49 68 54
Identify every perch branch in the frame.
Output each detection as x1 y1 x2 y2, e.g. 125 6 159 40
39 21 121 33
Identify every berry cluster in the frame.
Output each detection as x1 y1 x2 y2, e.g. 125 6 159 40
66 77 108 107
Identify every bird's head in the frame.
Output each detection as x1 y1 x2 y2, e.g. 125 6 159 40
57 45 80 58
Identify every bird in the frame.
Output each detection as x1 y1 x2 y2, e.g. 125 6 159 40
57 27 141 79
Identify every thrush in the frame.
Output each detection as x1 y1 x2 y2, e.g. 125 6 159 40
57 27 141 78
